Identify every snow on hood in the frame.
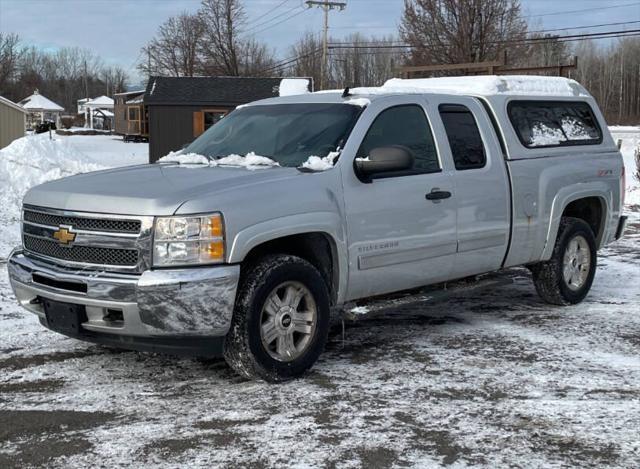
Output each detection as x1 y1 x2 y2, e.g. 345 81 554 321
300 151 341 171
159 151 279 170
0 135 104 220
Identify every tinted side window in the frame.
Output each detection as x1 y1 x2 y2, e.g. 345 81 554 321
508 101 602 148
439 104 486 170
357 105 439 174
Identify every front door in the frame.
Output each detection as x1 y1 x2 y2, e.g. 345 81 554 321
341 96 458 301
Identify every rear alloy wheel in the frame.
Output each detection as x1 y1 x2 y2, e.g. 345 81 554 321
224 254 330 382
530 217 597 305
562 235 592 292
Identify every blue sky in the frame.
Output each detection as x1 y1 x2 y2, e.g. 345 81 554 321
1 0 639 85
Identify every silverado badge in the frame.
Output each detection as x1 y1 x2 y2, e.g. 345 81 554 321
53 227 76 245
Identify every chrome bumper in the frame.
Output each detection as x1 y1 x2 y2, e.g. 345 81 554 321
7 249 240 338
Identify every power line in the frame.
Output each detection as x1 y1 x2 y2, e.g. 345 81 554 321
244 3 302 34
249 7 309 35
259 47 323 74
528 20 640 35
326 32 640 56
525 1 640 18
244 0 291 28
328 28 640 49
327 20 640 46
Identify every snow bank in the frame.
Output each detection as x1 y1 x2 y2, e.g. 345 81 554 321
301 151 340 171
279 78 311 97
610 126 640 206
0 135 105 221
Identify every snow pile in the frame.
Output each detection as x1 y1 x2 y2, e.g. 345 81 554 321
160 151 279 169
159 151 210 165
301 151 340 171
279 78 311 97
217 152 279 168
0 135 105 221
610 126 640 206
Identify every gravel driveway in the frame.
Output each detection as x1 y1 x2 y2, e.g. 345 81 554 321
1 211 638 468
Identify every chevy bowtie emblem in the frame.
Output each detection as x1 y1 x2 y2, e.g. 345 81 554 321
53 227 76 245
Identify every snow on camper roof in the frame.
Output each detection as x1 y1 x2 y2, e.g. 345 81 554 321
344 75 591 98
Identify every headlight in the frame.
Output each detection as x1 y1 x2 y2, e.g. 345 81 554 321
153 213 225 267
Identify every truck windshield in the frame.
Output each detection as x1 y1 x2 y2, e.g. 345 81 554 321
184 103 362 167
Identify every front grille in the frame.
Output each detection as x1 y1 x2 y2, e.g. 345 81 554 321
24 234 139 266
23 209 141 233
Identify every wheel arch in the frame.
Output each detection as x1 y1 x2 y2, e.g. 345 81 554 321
541 185 611 260
227 213 347 305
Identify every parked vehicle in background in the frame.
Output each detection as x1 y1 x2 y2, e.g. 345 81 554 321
34 120 56 134
8 76 627 382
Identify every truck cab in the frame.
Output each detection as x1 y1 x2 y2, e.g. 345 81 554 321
8 76 627 381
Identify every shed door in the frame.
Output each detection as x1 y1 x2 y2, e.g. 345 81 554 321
193 109 228 137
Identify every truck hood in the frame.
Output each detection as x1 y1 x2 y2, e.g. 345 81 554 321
23 163 302 215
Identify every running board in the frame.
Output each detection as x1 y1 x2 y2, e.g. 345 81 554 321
339 273 514 322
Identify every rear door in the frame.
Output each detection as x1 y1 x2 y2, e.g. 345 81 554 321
431 97 511 277
341 95 458 300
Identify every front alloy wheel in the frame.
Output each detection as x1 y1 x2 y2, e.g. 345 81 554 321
224 254 330 382
260 281 317 362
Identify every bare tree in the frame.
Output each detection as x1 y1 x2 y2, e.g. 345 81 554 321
400 0 528 69
288 32 323 86
524 34 570 68
199 0 245 76
329 33 403 88
139 12 204 78
0 33 22 93
239 38 278 76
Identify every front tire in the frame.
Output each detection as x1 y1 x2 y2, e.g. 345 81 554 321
223 254 330 382
530 217 597 305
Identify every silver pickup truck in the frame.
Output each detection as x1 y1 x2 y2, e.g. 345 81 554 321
8 76 627 381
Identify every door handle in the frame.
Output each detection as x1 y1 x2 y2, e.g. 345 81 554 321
425 188 452 201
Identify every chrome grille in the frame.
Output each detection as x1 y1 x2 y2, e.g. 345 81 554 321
24 235 139 266
23 209 141 233
21 206 153 272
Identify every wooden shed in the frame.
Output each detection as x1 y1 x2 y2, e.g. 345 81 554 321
144 76 295 162
114 90 146 140
0 95 27 149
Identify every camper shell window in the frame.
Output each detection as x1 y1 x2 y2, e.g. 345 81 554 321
507 100 602 149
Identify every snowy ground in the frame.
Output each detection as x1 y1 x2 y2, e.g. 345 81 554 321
0 131 639 467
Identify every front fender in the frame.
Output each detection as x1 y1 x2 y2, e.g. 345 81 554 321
227 211 348 303
541 183 612 260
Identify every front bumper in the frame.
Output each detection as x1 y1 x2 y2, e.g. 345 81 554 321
7 249 240 356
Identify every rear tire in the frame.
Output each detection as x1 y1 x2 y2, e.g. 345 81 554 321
530 217 597 305
223 254 330 382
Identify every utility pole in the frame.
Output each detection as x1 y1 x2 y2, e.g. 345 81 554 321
305 0 346 90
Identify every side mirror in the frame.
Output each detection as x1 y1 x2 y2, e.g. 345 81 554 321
354 146 414 179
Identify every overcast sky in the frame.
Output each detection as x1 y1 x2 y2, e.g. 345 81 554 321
1 0 639 86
